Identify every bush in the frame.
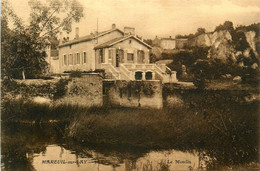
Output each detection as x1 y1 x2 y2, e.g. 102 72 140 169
53 78 70 100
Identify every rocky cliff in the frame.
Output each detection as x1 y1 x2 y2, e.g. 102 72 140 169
189 27 259 69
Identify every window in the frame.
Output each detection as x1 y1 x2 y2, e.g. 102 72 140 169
116 49 124 62
76 53 80 64
63 55 67 65
135 71 143 80
100 49 104 63
127 53 134 61
83 52 87 64
73 53 77 65
69 54 73 65
137 50 144 63
145 72 153 80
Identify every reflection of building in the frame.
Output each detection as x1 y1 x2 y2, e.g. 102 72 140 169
58 24 177 82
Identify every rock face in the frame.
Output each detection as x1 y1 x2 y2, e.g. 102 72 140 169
188 33 212 47
208 32 236 62
245 31 259 58
196 29 259 64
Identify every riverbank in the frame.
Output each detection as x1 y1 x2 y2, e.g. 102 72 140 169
2 91 259 170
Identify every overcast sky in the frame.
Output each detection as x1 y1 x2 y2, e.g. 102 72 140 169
10 0 260 39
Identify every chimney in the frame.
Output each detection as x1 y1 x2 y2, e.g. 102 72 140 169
112 24 116 29
75 27 79 39
124 27 135 36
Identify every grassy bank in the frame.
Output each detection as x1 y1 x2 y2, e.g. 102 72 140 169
66 100 258 169
1 98 89 123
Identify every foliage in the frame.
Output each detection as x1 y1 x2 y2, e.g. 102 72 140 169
214 21 234 33
149 53 157 63
143 39 153 46
1 78 70 101
167 47 210 81
1 0 84 79
190 59 212 89
195 27 206 36
53 78 70 100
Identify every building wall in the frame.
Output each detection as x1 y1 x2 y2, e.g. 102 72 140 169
110 38 150 64
58 30 123 73
104 80 163 109
48 57 59 73
160 39 176 49
59 40 94 73
175 39 188 49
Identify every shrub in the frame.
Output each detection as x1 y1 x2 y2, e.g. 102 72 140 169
53 78 70 100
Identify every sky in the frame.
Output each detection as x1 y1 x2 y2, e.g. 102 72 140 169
9 0 260 39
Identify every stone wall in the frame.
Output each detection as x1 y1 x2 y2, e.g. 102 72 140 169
56 73 103 106
3 73 103 107
103 80 163 109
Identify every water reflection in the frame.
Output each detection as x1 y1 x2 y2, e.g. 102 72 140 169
32 144 200 171
1 123 203 171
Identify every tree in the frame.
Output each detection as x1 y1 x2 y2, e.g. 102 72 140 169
1 0 84 79
214 21 234 32
195 27 206 36
143 39 153 46
190 59 212 90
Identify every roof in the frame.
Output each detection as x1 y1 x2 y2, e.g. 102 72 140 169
94 35 152 49
161 38 175 41
59 28 124 48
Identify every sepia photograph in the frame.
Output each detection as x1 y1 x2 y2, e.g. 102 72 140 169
1 0 260 170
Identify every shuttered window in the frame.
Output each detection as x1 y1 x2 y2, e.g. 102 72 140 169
76 53 80 64
63 55 67 65
83 52 87 64
69 54 73 65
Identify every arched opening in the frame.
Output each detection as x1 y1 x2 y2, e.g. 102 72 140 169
145 71 153 80
135 71 143 80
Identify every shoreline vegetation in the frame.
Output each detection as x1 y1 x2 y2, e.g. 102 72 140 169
2 88 259 170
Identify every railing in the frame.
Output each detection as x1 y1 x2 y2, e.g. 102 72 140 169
156 63 167 72
103 63 178 82
123 63 155 70
101 63 120 79
119 64 132 80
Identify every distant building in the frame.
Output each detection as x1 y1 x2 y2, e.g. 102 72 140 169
45 39 59 73
187 33 212 47
56 24 177 82
152 36 176 50
175 38 188 49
